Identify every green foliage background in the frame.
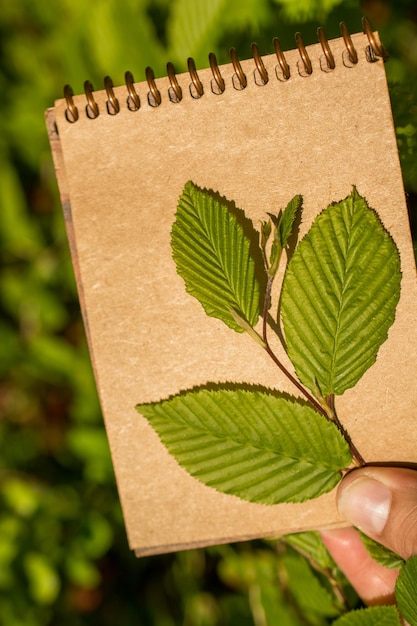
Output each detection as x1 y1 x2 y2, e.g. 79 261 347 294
0 0 415 624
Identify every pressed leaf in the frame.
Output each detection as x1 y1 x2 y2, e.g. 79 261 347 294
359 532 404 570
269 194 302 276
281 188 401 396
276 194 302 251
137 388 351 504
332 606 402 626
171 181 264 333
395 555 417 625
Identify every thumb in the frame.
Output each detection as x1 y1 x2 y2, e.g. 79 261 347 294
336 466 417 560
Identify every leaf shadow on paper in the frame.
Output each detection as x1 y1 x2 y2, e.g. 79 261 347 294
172 380 305 404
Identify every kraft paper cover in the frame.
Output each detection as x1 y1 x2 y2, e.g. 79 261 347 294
46 32 417 556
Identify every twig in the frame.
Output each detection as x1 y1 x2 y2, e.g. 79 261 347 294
261 276 366 468
327 396 366 467
261 276 333 420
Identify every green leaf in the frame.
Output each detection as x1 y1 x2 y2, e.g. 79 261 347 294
359 532 404 570
1 478 39 518
276 195 302 251
332 606 402 626
281 188 401 397
395 555 417 625
65 554 100 589
171 181 264 333
167 0 272 68
284 531 335 571
167 0 227 67
137 388 351 504
24 552 61 605
283 532 359 613
273 0 344 23
218 550 305 626
269 195 302 277
282 553 340 619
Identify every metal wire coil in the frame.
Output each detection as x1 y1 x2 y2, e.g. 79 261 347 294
63 19 384 123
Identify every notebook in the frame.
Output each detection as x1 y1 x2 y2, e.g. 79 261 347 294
46 20 417 556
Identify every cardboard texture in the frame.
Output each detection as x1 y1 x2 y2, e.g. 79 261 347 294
46 31 417 556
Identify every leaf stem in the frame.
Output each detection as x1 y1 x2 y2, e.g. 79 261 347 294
263 342 330 418
261 276 332 420
261 279 366 468
326 396 366 467
261 273 366 467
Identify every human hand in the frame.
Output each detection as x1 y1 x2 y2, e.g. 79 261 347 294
320 466 417 606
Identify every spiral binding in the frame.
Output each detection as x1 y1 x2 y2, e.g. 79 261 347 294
63 17 387 123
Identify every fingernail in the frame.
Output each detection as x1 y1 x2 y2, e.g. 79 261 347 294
338 476 392 535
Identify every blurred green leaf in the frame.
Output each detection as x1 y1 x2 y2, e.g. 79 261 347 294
26 335 82 382
272 0 345 22
85 2 167 80
65 554 100 589
284 531 335 571
219 550 305 625
2 478 40 517
168 0 227 66
24 551 61 605
1 266 68 335
67 426 114 483
0 156 42 258
282 553 340 621
0 516 22 588
77 512 114 559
